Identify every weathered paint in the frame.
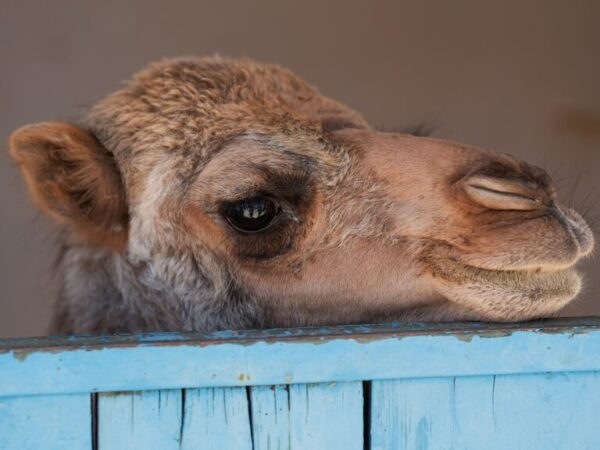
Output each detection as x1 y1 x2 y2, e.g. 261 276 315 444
250 383 364 450
178 387 252 450
250 385 291 450
1 319 600 397
0 393 91 450
2 317 599 354
370 372 600 450
287 382 363 450
98 389 182 450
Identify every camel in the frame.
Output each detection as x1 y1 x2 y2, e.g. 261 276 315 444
9 56 594 334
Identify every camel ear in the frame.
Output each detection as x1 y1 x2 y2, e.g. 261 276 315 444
9 122 128 249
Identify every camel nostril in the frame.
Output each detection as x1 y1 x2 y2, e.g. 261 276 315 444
462 175 547 211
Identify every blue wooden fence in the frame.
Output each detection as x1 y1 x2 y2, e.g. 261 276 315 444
1 318 599 449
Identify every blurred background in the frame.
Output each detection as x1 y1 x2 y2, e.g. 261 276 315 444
1 0 599 337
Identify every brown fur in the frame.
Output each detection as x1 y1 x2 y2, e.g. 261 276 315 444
9 56 595 333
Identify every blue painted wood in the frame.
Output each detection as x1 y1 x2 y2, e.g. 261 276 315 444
0 319 599 450
371 377 473 450
179 387 252 450
288 382 363 450
1 319 600 397
97 390 182 450
370 372 600 450
250 385 291 450
480 372 600 450
0 393 91 450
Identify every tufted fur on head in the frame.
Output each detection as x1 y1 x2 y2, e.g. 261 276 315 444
10 56 594 334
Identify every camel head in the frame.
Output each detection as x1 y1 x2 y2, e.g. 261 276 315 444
9 57 594 332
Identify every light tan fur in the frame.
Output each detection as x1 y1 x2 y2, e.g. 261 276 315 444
9 56 594 333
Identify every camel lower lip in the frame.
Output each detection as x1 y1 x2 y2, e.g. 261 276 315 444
426 256 583 321
429 257 580 298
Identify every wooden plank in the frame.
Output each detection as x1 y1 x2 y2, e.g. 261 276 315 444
0 393 91 450
1 318 600 397
249 383 363 450
97 390 182 450
371 377 453 450
250 385 291 450
370 371 600 450
178 387 252 450
482 371 600 449
288 382 363 450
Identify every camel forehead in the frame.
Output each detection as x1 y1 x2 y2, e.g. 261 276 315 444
86 58 362 176
89 57 367 148
87 56 368 193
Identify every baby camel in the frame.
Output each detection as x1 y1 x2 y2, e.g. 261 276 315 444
10 56 594 334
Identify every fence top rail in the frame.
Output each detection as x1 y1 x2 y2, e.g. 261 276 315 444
1 317 599 397
2 316 599 353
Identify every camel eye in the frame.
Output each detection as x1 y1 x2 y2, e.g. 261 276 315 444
223 196 280 233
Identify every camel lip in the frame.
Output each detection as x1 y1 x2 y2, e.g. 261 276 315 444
419 235 587 277
423 240 585 275
427 255 581 290
449 259 577 274
427 256 582 321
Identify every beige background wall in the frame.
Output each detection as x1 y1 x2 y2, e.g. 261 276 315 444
1 0 599 338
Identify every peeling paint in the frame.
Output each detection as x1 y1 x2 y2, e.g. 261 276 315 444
454 334 475 343
3 319 597 363
237 373 252 382
2 317 599 361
